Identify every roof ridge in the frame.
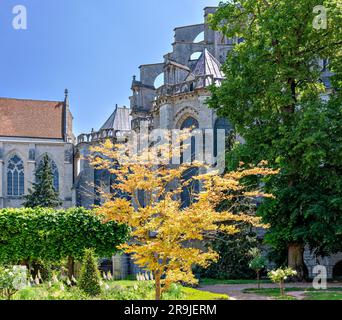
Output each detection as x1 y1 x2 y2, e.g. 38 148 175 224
0 97 63 104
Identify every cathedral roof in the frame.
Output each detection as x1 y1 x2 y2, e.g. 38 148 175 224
186 49 224 80
100 105 132 131
0 97 65 139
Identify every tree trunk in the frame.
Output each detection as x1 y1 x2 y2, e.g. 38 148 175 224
280 281 285 297
257 271 260 290
155 270 161 301
67 256 75 280
288 243 307 281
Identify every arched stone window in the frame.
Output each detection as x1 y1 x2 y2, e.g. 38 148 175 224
193 31 204 43
190 52 202 61
180 116 199 130
180 117 200 208
180 116 200 163
7 154 24 196
154 73 164 89
37 158 59 192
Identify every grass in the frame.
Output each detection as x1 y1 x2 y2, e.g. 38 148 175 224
181 287 228 300
200 278 272 286
304 291 342 300
243 288 342 301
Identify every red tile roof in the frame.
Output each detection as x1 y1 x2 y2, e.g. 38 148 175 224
0 97 64 139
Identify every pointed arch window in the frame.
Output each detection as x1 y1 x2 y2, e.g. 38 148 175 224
180 116 199 163
37 158 59 192
180 116 200 208
7 155 25 196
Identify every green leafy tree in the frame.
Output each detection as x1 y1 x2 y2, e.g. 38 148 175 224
248 248 267 289
78 249 102 296
208 0 342 279
24 155 62 208
198 230 259 280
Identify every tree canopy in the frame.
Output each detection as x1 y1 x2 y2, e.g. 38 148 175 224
208 0 342 277
91 131 277 299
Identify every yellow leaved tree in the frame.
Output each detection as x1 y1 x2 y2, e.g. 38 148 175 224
90 130 277 300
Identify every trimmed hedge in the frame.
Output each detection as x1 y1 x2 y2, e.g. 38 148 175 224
0 207 130 264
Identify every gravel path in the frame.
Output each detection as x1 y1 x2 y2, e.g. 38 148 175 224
199 282 342 301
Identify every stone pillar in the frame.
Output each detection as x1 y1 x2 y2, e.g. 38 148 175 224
0 162 3 208
27 144 36 194
159 103 173 129
63 144 74 208
198 95 213 129
0 142 4 208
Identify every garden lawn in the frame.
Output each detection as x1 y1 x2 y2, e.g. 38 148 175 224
303 292 342 300
243 288 342 300
178 287 228 300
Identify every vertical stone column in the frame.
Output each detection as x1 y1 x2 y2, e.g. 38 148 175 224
27 144 37 194
198 95 213 129
0 142 4 208
159 103 173 129
63 144 74 208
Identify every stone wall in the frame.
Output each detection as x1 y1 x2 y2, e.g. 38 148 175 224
0 137 74 209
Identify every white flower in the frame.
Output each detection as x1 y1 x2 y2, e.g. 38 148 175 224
71 276 77 284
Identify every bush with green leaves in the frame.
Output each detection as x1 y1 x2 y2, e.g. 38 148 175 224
78 249 102 296
268 268 297 296
196 230 259 280
0 266 27 300
0 207 130 276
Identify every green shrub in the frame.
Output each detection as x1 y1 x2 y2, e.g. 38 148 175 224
78 249 102 296
0 266 27 300
268 268 297 296
196 231 259 279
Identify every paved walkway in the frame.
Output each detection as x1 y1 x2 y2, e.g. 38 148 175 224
199 282 342 300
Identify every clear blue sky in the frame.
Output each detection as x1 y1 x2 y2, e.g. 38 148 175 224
0 0 220 136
